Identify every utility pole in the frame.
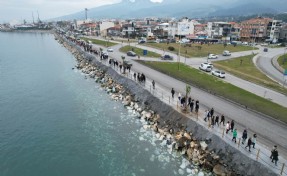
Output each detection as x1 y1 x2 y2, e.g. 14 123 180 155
37 11 40 23
85 8 88 20
32 12 35 24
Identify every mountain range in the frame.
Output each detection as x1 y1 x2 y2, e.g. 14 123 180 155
57 0 287 20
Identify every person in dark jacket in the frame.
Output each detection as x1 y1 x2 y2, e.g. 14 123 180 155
270 145 277 159
245 137 252 152
242 129 248 144
271 148 279 166
171 88 175 98
215 115 219 126
210 108 214 117
190 99 194 112
230 120 235 132
220 114 225 125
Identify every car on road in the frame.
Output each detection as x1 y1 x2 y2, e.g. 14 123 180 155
127 51 137 57
107 48 113 52
138 40 146 44
208 54 218 59
199 63 213 72
123 60 133 67
161 54 173 60
212 70 226 78
263 48 268 52
222 50 231 56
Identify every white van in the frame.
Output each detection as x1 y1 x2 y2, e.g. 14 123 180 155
199 63 212 72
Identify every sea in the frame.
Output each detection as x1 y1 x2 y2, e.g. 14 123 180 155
0 32 198 176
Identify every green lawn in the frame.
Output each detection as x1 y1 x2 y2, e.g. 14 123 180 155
145 43 256 57
137 61 287 123
81 37 117 47
278 54 287 70
119 45 161 58
213 55 287 95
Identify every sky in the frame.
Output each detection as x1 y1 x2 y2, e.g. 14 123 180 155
0 0 163 23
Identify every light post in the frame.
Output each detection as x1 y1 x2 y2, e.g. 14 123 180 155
121 56 126 74
178 34 181 71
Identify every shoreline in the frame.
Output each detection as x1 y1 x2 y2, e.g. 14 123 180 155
55 32 277 176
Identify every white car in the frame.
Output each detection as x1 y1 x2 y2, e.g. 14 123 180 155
212 70 225 78
199 63 213 72
208 54 218 59
107 48 113 52
222 50 231 56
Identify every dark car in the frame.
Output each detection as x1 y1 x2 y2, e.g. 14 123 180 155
127 51 137 57
161 54 173 60
263 48 268 52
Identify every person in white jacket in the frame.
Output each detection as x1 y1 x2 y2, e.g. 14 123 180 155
226 121 230 134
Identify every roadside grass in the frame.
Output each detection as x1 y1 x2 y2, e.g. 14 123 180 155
145 43 256 57
278 54 287 70
213 55 287 95
119 45 161 58
137 61 287 123
81 37 117 47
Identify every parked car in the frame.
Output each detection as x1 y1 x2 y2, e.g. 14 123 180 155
208 54 218 59
263 48 268 52
161 54 173 60
222 50 231 56
202 62 213 68
212 70 226 78
127 51 137 56
107 48 113 52
199 63 213 72
138 40 146 44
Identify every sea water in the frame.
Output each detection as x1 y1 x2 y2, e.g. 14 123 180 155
0 32 198 176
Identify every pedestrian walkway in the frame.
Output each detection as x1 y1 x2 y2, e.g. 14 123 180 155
79 46 287 176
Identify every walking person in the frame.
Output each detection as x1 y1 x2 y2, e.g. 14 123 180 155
152 80 155 89
189 99 194 112
232 129 237 143
242 129 248 145
230 120 235 132
133 73 136 80
270 145 277 160
178 92 182 101
211 116 215 128
204 110 209 122
251 134 257 149
171 88 175 99
245 137 252 152
215 115 219 126
220 114 225 126
271 148 279 166
210 108 214 117
225 121 230 134
195 100 199 113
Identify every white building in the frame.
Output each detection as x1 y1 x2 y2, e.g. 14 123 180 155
99 21 114 36
267 20 282 43
168 18 197 38
207 22 232 40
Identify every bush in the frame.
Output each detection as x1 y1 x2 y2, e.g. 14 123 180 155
168 46 175 51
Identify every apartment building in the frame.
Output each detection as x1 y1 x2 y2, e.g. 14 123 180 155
266 20 283 43
207 22 232 40
168 17 197 38
240 17 271 42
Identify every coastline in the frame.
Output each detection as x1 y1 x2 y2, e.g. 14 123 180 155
0 29 52 34
55 32 278 176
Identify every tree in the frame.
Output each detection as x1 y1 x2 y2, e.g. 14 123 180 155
184 85 191 112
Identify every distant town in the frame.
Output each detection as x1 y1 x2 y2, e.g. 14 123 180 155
1 15 287 45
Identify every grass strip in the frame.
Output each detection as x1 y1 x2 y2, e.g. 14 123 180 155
145 43 256 57
278 54 287 70
137 61 287 123
213 55 287 95
120 45 161 58
81 37 117 47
